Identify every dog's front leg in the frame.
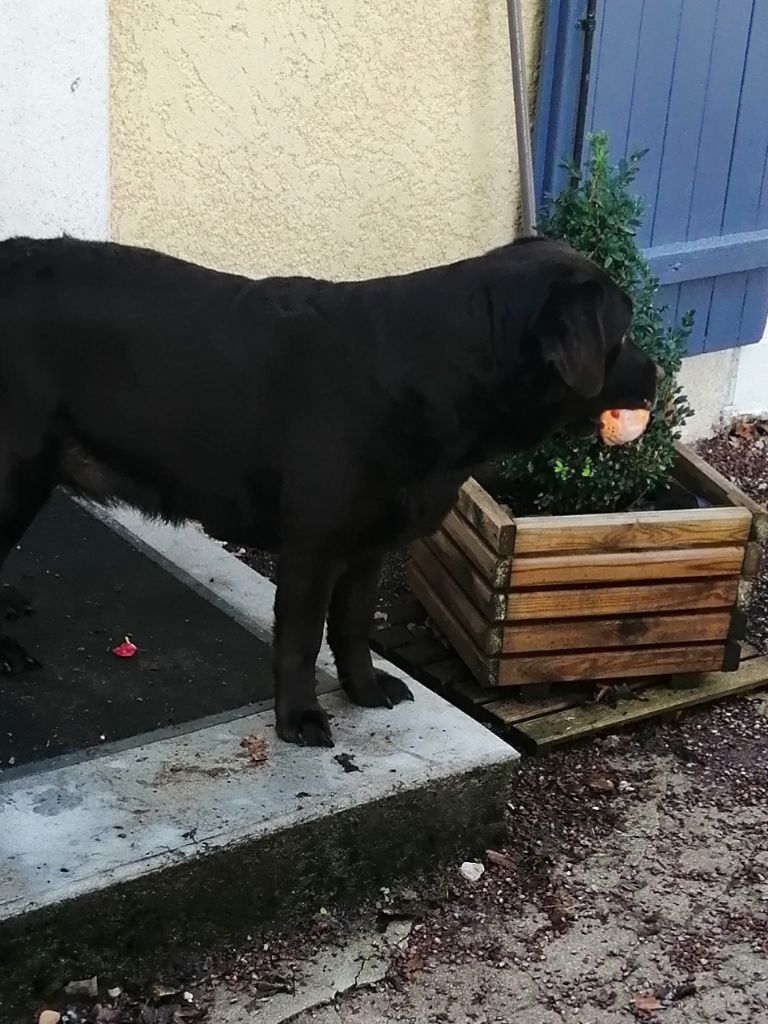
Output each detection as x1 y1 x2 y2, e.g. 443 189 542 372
273 550 341 747
327 553 414 709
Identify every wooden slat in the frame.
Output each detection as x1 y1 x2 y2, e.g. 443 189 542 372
485 678 654 725
673 442 768 538
411 537 506 630
422 658 474 687
506 577 739 621
513 655 768 752
509 546 744 587
740 642 761 661
407 562 497 686
497 644 725 685
440 507 511 587
721 641 742 672
422 531 499 616
742 540 763 578
484 693 579 724
502 611 730 654
455 478 516 555
411 539 491 634
513 506 752 556
447 675 501 706
727 608 748 643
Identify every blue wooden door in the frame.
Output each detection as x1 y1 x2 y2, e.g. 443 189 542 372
534 0 768 354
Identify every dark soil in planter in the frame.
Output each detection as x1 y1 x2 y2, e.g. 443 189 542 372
230 423 768 654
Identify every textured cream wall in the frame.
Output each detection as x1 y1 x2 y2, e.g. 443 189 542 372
111 0 543 280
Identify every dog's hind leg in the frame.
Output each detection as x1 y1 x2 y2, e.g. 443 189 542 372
327 553 414 709
0 441 54 673
273 550 342 747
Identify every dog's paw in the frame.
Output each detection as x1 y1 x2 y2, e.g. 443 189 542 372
0 635 41 675
276 703 334 747
344 669 414 709
0 585 34 621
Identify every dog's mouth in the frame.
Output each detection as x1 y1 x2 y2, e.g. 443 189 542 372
569 400 653 445
598 407 651 446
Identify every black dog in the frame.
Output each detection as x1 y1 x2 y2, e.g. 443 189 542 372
0 235 659 746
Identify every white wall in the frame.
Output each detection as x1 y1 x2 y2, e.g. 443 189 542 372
678 316 768 440
0 0 109 240
732 327 768 417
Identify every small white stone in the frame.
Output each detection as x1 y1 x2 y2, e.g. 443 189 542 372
38 1012 61 1024
64 976 98 999
459 861 485 883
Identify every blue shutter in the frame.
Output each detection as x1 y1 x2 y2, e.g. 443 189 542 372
534 0 768 353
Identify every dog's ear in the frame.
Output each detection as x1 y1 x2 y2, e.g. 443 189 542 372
535 279 606 398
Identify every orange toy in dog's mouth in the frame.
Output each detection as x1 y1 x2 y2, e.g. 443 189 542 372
598 408 651 446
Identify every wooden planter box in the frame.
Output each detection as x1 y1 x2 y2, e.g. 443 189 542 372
408 443 766 688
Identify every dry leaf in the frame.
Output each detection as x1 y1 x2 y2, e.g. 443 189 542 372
587 776 615 793
547 899 574 934
731 417 758 443
402 950 424 977
486 849 516 872
239 735 268 764
633 992 662 1013
151 982 181 1001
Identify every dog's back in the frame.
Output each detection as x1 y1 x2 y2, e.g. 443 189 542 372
0 238 346 531
0 236 504 536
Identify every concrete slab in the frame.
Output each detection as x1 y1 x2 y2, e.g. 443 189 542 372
0 502 519 1014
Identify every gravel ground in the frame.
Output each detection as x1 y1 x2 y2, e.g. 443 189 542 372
37 695 768 1024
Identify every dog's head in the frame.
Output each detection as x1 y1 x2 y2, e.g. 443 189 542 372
488 238 660 447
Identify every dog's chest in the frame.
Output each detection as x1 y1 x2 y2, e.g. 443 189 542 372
393 472 467 544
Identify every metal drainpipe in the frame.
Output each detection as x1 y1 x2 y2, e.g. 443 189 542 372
572 0 598 172
506 0 537 235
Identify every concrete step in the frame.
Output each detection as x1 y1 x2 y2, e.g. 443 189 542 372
0 505 518 1015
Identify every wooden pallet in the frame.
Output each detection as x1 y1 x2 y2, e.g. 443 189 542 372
371 601 768 753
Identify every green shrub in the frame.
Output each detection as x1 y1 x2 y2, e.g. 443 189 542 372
498 132 694 515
